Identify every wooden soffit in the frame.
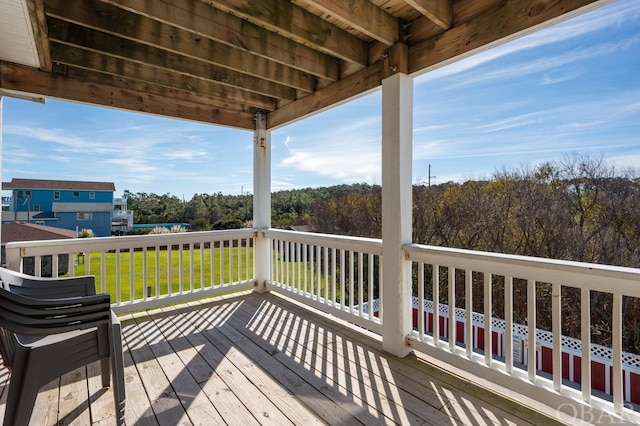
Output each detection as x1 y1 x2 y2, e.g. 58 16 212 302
0 0 614 130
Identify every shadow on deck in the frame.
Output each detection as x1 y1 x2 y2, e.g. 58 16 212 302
0 291 578 425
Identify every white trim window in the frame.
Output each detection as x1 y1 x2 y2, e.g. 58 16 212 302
77 212 93 220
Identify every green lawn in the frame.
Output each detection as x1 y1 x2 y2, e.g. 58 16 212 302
71 246 253 303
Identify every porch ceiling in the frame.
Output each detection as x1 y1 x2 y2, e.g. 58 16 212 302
0 0 614 130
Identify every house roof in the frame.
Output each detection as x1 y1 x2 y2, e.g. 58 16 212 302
2 178 115 192
0 222 77 244
0 0 613 131
290 225 316 233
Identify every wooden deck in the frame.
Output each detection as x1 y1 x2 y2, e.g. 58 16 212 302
1 291 574 425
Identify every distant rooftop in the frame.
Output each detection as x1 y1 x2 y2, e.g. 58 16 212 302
0 222 77 244
2 178 115 192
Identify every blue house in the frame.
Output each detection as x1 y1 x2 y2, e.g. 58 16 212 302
2 178 115 237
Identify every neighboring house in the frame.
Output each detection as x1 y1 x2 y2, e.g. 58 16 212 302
0 221 77 276
112 197 134 234
289 225 315 233
2 178 115 237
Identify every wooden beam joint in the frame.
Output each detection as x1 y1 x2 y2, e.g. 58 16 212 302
382 43 409 79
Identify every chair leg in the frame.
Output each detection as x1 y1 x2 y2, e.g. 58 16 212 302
100 358 110 388
110 318 126 426
4 357 40 426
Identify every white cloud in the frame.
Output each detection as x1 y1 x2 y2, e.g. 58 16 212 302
163 150 210 161
102 157 157 175
416 0 640 84
276 114 382 184
440 35 640 89
539 68 585 85
280 146 380 182
413 141 448 161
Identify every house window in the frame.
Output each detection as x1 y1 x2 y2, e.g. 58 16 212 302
25 190 31 197
77 212 93 220
54 191 60 200
35 221 44 225
33 204 40 212
73 191 80 197
17 190 23 199
89 192 95 199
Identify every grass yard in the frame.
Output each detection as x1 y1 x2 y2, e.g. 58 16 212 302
70 245 253 303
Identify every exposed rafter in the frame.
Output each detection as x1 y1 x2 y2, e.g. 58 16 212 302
0 0 613 131
210 0 369 66
401 0 453 29
295 0 400 45
0 62 256 129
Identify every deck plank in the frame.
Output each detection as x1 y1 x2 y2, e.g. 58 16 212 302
30 378 60 425
214 298 403 424
230 294 457 425
153 305 270 425
58 367 92 425
86 361 117 424
123 317 190 425
141 316 224 424
0 291 569 425
121 348 158 426
160 302 330 424
188 300 361 425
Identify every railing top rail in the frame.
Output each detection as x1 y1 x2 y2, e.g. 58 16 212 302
6 228 255 256
405 243 640 297
264 228 382 254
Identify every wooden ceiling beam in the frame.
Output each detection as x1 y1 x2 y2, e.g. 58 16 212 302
99 0 347 77
64 67 256 114
47 18 298 101
401 0 452 29
268 61 383 129
451 0 507 27
45 0 319 91
297 0 400 45
25 0 52 72
210 0 369 66
50 43 278 111
400 0 504 47
409 0 611 74
0 62 256 129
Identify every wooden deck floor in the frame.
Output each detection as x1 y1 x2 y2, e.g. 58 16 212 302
1 291 573 425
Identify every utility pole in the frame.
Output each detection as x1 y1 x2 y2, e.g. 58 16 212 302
428 164 436 186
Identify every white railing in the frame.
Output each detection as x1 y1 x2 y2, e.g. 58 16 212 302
8 227 640 422
405 243 640 424
264 229 383 333
5 229 255 314
362 296 640 403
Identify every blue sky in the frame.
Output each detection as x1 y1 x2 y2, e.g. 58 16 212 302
2 0 639 198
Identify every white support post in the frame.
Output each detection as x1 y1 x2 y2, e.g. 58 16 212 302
253 112 271 293
381 72 413 357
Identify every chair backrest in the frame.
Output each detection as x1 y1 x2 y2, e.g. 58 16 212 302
0 274 18 367
0 267 96 298
0 274 110 368
0 289 111 335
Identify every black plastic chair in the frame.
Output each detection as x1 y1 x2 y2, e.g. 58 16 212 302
0 268 125 425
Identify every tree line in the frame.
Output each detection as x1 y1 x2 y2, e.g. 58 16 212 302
125 155 640 268
124 155 640 351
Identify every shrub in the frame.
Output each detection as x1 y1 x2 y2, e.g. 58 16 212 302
78 228 95 238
